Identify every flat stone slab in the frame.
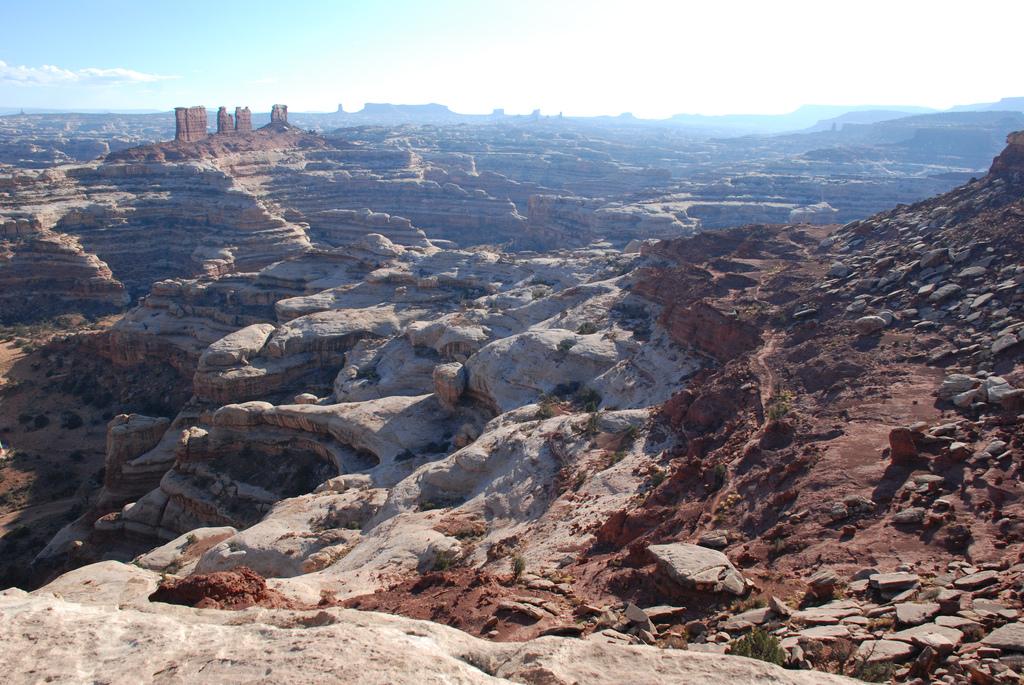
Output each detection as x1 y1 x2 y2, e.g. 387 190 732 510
895 602 940 626
891 622 964 647
855 639 915 664
869 572 920 592
792 606 862 625
983 622 1024 652
796 625 851 641
648 543 746 596
641 605 687 621
953 570 998 590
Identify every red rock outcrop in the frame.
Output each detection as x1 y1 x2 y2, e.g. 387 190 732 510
149 566 291 609
216 107 234 134
990 131 1024 176
270 104 288 124
234 106 252 132
174 106 207 142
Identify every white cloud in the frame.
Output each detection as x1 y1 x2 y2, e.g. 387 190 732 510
0 60 175 86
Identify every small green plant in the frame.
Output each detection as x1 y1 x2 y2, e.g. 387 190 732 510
851 661 895 683
574 387 601 412
605 450 626 469
576 321 598 335
712 463 728 491
730 595 767 612
650 467 667 488
766 390 794 421
535 395 557 420
511 554 526 581
556 338 576 353
355 366 380 382
431 549 458 572
583 412 601 435
730 628 785 666
185 533 198 545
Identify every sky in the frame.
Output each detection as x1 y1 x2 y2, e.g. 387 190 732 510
0 0 1021 117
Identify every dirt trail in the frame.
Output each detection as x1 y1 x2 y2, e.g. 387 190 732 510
749 331 783 420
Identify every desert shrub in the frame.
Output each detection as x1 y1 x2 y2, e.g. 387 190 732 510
649 467 667 488
620 424 638 444
356 366 380 382
730 628 785 666
604 450 626 469
851 660 895 683
712 463 728 491
766 390 794 421
583 412 601 435
511 554 526 580
535 395 557 420
32 414 50 429
574 387 601 411
431 549 459 572
556 338 576 353
576 321 598 335
60 411 84 430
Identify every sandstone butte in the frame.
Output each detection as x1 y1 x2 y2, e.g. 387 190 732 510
2 108 1024 684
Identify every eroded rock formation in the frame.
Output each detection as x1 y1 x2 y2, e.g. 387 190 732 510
216 107 234 134
234 106 252 132
174 106 207 142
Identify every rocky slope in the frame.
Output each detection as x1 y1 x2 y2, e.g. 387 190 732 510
5 125 1024 682
0 562 852 685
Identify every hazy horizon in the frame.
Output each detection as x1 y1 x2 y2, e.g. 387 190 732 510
1 0 1022 117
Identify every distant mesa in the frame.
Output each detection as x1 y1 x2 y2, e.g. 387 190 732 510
173 103 286 142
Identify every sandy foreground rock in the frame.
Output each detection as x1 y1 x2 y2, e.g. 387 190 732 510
0 562 854 685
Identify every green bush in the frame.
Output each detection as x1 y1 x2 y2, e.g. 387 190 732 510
730 628 785 666
574 387 602 412
556 338 576 353
851 660 895 683
576 321 598 335
535 396 557 420
511 554 526 580
766 391 793 421
431 549 458 572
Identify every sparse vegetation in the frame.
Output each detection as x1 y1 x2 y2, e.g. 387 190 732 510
556 338 576 353
576 321 598 335
712 463 728 491
511 554 526 580
59 411 83 430
430 548 459 572
574 387 601 412
730 628 785 666
766 390 794 421
851 661 896 683
535 394 558 420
